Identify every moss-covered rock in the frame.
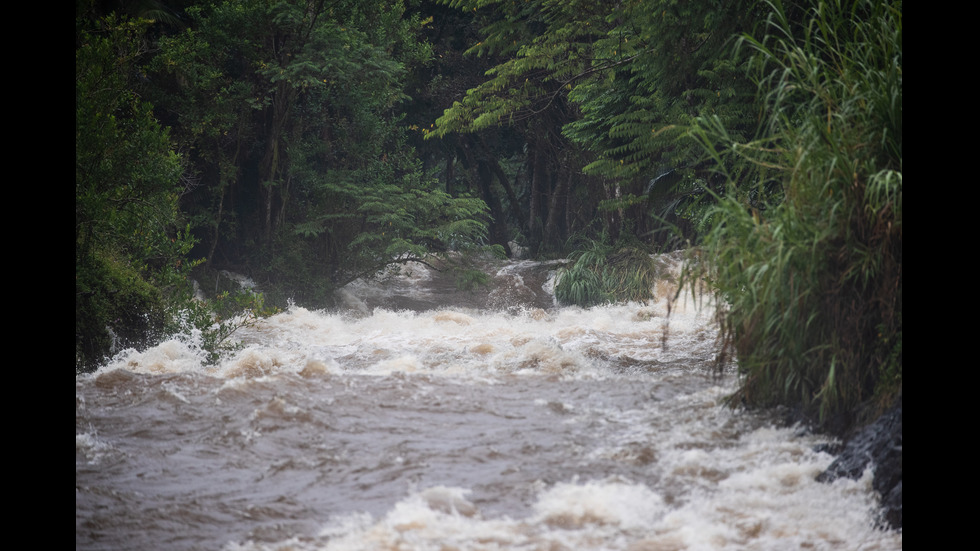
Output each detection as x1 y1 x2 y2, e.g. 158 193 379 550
76 253 166 372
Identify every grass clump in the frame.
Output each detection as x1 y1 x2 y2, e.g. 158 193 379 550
555 239 659 307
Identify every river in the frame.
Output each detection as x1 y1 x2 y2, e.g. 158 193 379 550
76 254 901 550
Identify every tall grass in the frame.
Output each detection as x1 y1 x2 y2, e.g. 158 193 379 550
555 239 660 307
691 0 902 433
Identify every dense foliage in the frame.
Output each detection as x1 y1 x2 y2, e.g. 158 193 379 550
145 0 495 303
430 0 764 249
76 15 195 370
76 0 902 436
691 0 902 432
76 1 496 370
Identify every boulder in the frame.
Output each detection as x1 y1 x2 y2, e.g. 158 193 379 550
816 396 902 529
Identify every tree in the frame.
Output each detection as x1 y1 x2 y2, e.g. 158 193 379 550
429 0 762 251
147 0 494 304
426 0 607 254
401 1 531 257
76 15 194 370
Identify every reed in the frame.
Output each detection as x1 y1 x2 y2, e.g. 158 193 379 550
690 0 902 432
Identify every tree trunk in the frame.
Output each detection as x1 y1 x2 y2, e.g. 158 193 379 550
258 82 296 244
473 135 527 234
528 139 549 254
543 170 570 250
459 137 511 256
476 160 513 257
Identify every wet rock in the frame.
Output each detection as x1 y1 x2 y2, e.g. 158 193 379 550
816 396 902 529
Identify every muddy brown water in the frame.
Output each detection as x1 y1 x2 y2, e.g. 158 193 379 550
76 256 901 550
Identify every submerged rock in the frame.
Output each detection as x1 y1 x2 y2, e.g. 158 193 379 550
816 396 902 529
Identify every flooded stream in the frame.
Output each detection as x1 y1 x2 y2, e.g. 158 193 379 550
76 255 901 550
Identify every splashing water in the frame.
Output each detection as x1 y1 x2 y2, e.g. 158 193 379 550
76 255 900 550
